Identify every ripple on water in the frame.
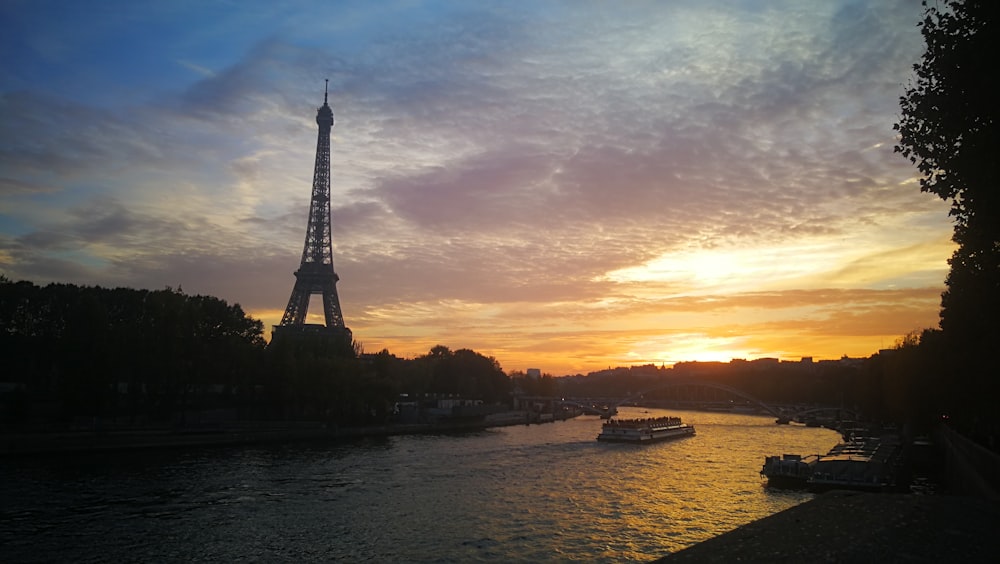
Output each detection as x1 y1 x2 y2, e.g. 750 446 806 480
0 408 840 562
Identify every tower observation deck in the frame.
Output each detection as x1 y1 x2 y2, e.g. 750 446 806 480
273 81 352 346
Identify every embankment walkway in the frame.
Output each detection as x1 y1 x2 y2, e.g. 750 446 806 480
659 490 1000 562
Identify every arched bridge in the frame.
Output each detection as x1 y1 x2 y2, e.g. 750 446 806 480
622 379 783 418
558 379 857 422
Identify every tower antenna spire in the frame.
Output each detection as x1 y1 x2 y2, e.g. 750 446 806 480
324 78 329 104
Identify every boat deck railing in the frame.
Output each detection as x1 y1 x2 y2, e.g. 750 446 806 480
604 416 683 429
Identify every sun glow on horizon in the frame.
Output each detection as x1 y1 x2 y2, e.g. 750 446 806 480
82 1 947 381
600 242 849 294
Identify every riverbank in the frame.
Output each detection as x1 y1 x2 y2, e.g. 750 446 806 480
0 411 538 456
658 490 1000 562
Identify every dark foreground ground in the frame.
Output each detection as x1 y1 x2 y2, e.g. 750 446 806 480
660 490 1000 563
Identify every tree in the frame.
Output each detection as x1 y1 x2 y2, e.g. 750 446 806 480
407 345 512 403
0 280 268 426
895 1 999 431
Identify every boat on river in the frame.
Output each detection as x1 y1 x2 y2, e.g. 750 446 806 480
596 416 695 443
760 453 820 488
761 433 902 492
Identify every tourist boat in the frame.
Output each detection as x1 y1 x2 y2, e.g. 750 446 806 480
596 416 695 443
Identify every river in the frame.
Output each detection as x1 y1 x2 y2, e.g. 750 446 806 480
1 408 841 562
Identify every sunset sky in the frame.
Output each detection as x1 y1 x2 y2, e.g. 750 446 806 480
1 1 952 375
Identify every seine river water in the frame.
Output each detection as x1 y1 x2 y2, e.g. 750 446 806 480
1 408 841 562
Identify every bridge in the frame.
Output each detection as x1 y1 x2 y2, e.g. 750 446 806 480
551 379 857 423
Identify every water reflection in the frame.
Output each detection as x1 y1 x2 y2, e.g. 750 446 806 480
1 409 840 562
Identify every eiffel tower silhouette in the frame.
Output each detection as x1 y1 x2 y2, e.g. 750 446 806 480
273 81 351 344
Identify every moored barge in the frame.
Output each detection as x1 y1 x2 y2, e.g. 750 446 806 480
760 433 902 492
760 453 820 488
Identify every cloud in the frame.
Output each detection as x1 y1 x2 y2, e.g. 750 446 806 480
0 177 60 196
0 0 947 374
0 92 154 177
176 59 216 78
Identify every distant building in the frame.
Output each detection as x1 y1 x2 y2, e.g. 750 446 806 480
526 368 541 380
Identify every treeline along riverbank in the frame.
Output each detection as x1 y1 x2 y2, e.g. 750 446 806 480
0 279 512 433
0 278 962 423
4 277 997 465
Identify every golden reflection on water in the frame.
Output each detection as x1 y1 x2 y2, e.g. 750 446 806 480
480 407 841 560
0 407 842 562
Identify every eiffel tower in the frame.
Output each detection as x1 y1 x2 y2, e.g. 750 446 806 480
273 81 351 344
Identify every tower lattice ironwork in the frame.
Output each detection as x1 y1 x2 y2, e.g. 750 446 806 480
275 81 350 340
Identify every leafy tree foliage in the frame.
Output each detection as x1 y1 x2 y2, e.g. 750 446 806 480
895 1 999 343
264 331 393 423
862 330 946 428
509 370 560 397
894 1 999 431
1 279 266 425
1 278 514 428
404 345 512 404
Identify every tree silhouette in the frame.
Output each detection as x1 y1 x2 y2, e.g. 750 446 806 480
895 0 999 433
406 345 511 403
0 280 268 426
